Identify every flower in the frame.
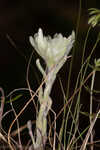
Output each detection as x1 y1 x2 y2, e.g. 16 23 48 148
29 28 75 68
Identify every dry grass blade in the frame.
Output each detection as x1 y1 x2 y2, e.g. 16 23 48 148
0 132 7 143
0 87 5 126
80 109 100 150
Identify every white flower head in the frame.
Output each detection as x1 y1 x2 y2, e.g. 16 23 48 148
29 28 75 68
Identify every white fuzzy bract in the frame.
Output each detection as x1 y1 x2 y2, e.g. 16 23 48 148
30 28 75 67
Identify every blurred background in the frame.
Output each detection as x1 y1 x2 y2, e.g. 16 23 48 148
0 0 100 147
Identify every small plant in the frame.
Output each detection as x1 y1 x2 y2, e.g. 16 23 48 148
0 5 100 150
28 28 75 150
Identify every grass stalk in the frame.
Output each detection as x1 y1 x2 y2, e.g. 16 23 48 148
90 70 96 150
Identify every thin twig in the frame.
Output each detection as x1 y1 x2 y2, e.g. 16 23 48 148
10 96 23 150
80 109 100 150
26 51 38 114
0 87 5 126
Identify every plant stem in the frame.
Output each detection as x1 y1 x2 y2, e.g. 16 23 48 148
90 70 95 150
